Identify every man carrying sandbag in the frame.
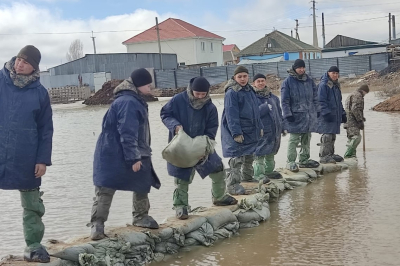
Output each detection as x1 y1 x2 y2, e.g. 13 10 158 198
160 76 237 220
89 68 161 240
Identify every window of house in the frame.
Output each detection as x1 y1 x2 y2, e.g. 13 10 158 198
267 43 272 48
179 62 186 66
201 42 205 52
211 42 213 52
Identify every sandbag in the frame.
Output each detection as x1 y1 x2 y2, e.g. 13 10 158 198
162 130 216 168
185 222 216 247
154 242 180 254
39 259 79 266
184 238 200 246
285 180 308 187
122 231 155 249
174 216 208 235
203 208 238 231
239 220 259 229
213 228 233 239
283 172 310 183
51 244 95 262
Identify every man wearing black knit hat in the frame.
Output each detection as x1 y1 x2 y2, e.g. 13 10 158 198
90 68 161 240
281 59 320 172
316 66 346 164
0 45 53 263
161 76 237 220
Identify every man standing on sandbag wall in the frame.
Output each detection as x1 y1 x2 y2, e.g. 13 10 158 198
316 66 347 164
281 59 320 172
0 45 53 263
89 68 161 240
343 84 369 158
221 66 264 195
252 73 285 180
160 77 238 220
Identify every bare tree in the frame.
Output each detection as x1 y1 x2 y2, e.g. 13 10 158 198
66 39 84 62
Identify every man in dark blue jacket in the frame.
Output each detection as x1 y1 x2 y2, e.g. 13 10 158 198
317 66 346 164
0 45 53 263
252 74 285 180
221 66 264 195
281 59 320 172
89 68 161 240
161 77 237 219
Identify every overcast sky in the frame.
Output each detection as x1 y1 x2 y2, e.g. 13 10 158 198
1 0 399 70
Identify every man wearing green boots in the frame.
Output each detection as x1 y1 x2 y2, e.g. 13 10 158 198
161 77 237 220
0 45 53 263
344 85 369 158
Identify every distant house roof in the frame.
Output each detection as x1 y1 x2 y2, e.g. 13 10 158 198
325 35 377 48
223 44 237 52
123 18 224 44
238 30 320 57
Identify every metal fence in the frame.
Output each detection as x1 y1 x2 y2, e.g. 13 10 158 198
154 53 389 89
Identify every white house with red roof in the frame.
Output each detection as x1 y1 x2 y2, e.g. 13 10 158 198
123 18 225 67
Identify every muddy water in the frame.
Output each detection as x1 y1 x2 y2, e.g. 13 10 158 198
1 92 400 265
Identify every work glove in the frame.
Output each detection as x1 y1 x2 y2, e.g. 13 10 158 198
175 125 183 135
341 114 347 123
323 113 335 123
358 121 365 130
260 129 264 137
282 130 288 137
286 116 295 123
234 135 244 143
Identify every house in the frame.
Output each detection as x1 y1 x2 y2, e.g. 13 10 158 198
237 30 321 63
123 18 225 67
223 44 240 65
322 35 388 58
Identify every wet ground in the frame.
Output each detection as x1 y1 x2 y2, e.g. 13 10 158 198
1 91 400 265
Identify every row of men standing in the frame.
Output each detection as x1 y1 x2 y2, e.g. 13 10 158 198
0 46 368 263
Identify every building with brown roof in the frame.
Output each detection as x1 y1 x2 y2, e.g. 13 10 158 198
123 18 225 68
223 44 240 65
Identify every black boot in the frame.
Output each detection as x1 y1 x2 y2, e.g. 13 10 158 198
213 194 238 206
90 222 106 241
24 246 50 263
133 215 159 229
132 192 159 229
299 159 320 168
175 206 189 220
266 171 283 179
332 154 344 162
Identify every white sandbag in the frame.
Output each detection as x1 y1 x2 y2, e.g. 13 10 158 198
162 129 216 168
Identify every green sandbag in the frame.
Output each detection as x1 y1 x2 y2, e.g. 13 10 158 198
162 129 216 168
51 244 95 262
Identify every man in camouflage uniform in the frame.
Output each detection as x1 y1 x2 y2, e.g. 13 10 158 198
344 84 369 158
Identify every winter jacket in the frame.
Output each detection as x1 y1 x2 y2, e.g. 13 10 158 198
221 79 262 158
317 73 345 134
160 88 223 181
0 66 53 190
345 90 365 137
93 79 160 193
254 89 284 156
281 70 319 133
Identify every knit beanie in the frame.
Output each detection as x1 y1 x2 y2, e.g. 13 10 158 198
292 59 306 70
130 68 153 87
17 45 41 70
233 65 249 76
253 73 266 82
190 77 210 92
328 66 340 73
358 84 370 93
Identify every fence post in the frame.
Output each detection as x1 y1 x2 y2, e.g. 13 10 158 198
154 70 158 88
173 70 178 89
200 67 203 77
276 63 279 78
336 57 339 68
251 64 255 76
225 66 229 80
369 55 372 71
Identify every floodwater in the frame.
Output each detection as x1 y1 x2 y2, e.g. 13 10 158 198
1 91 400 266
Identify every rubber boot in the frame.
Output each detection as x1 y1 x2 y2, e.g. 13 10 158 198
266 171 283 179
253 155 266 181
286 162 299 172
332 154 344 162
241 155 254 182
20 188 48 263
226 158 245 195
320 155 336 164
344 134 362 158
173 175 193 220
299 159 320 168
132 192 159 229
210 170 238 206
89 186 115 240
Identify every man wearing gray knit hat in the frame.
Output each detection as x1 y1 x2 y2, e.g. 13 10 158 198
0 45 53 263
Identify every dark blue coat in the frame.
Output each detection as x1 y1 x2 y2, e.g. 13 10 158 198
317 73 345 134
0 66 53 190
281 74 319 133
254 91 284 157
160 91 223 181
221 80 262 158
93 90 161 193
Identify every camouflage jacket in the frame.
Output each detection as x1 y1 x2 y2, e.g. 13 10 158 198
345 90 365 137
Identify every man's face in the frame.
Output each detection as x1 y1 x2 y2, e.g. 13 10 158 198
14 57 35 75
137 84 152 95
234 72 249 86
328 71 339 81
253 78 266 90
193 91 208 99
295 67 306 75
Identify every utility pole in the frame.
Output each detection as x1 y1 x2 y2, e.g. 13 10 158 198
91 31 97 54
322 12 326 48
389 13 392 42
392 15 396 40
155 17 164 70
312 0 319 47
295 19 300 41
